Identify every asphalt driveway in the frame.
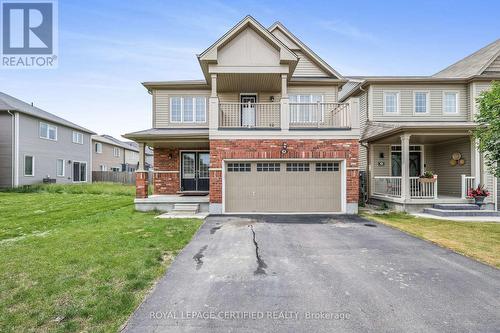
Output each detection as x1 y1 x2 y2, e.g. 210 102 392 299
122 215 500 333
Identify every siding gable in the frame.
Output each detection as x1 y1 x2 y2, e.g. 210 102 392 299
482 55 500 74
293 50 329 77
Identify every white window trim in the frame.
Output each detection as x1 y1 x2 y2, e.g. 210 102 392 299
413 91 430 115
24 154 34 177
442 91 460 114
169 96 207 123
72 161 88 183
113 147 121 157
72 131 84 144
99 165 107 171
383 91 400 115
95 142 102 154
56 159 65 177
289 94 325 123
39 122 58 141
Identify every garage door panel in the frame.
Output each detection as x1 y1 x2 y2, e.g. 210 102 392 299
225 161 342 213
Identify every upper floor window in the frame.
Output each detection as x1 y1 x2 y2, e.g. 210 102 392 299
39 122 57 140
95 142 102 153
72 131 84 144
170 96 206 123
383 92 399 114
414 91 429 114
289 94 323 122
443 91 459 114
113 147 121 157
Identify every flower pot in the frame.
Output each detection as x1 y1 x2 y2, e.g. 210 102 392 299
418 178 436 183
474 195 486 206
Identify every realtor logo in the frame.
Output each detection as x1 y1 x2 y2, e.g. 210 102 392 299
1 0 58 68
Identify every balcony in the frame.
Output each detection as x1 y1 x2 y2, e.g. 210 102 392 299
217 101 350 129
219 102 281 129
289 102 350 129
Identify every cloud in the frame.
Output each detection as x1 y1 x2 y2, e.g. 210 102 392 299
318 20 379 43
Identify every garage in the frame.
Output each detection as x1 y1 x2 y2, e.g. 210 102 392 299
224 160 343 213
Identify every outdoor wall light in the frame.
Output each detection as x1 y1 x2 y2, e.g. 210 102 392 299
379 152 384 159
168 154 173 159
270 96 275 102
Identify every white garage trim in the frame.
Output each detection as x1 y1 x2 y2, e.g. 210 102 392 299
221 158 347 214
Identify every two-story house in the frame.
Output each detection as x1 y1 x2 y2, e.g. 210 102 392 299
340 39 500 212
92 135 142 172
0 92 94 187
125 16 359 214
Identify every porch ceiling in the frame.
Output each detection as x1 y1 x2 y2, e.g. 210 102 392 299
372 133 471 144
217 73 281 92
123 128 209 148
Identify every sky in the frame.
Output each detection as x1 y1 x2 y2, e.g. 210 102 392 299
1 0 499 139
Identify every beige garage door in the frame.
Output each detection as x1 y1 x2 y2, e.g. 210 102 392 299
225 161 342 213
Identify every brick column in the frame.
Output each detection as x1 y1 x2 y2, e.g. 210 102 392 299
136 171 149 198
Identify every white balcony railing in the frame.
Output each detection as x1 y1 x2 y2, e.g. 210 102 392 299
289 102 350 128
461 175 476 199
219 102 280 128
373 176 402 197
409 177 437 199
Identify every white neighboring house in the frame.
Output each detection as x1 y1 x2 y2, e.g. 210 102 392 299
0 92 95 187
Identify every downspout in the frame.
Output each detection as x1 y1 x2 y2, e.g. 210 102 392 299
7 111 15 187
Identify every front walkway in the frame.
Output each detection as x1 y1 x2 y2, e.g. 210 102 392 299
122 215 500 333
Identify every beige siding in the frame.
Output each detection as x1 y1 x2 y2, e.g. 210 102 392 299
483 56 500 74
358 92 368 172
218 92 282 103
292 51 329 77
153 89 210 128
92 141 124 171
371 84 469 121
474 82 493 95
288 85 338 102
371 145 391 177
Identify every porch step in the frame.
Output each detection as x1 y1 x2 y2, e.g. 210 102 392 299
422 208 500 217
171 203 200 214
432 204 480 210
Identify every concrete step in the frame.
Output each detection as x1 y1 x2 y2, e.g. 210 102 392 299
432 204 479 211
423 208 500 217
172 203 199 214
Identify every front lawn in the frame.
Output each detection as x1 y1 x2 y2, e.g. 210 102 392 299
362 212 500 268
0 183 202 333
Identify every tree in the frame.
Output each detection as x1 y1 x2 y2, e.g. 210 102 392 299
473 81 500 178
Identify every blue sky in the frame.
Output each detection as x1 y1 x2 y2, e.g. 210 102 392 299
1 0 499 139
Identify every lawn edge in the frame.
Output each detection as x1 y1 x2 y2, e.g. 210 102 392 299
360 212 500 270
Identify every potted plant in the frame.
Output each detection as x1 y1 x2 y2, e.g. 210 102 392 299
467 185 490 207
418 171 437 183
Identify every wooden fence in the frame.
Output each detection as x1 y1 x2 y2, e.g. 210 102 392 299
92 171 153 185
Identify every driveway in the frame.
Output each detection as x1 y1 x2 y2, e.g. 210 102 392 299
122 215 500 333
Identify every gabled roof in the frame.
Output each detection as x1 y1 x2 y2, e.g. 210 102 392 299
0 91 94 134
92 134 139 151
198 15 298 63
268 22 343 79
433 39 500 78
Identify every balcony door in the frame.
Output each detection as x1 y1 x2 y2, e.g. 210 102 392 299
181 152 209 192
240 94 257 127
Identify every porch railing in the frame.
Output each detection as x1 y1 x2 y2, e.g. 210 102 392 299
219 102 280 128
373 176 402 197
461 175 476 199
409 177 437 199
373 176 438 199
289 102 350 129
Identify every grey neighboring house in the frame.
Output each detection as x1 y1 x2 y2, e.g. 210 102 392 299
92 135 151 172
0 92 95 187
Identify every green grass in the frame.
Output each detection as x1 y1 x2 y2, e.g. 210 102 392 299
0 183 202 333
361 212 500 268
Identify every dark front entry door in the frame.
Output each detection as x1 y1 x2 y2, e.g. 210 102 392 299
181 152 209 192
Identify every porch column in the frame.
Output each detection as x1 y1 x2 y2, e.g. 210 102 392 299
135 142 148 198
470 137 481 187
280 74 289 131
209 74 219 129
400 134 411 200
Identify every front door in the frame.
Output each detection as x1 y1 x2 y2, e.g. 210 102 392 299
241 94 257 127
409 152 422 177
181 152 209 192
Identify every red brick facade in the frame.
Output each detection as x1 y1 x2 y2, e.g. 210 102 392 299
209 139 359 204
149 140 359 205
135 171 149 198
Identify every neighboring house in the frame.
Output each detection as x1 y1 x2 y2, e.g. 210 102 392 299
125 16 360 214
92 135 141 172
340 39 500 211
123 141 154 170
0 92 94 187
